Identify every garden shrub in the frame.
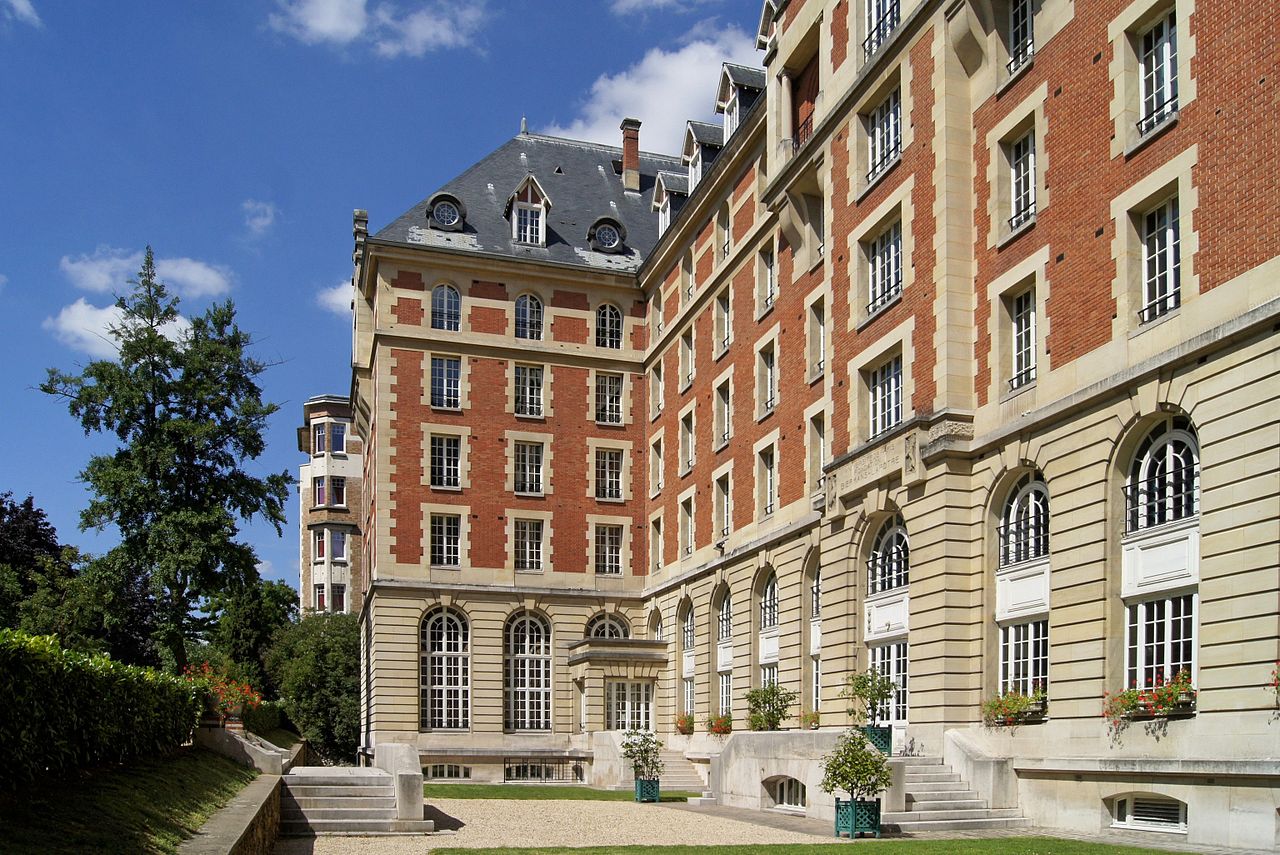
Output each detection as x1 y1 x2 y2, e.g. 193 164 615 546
0 629 204 789
266 613 359 763
745 683 799 731
242 699 287 736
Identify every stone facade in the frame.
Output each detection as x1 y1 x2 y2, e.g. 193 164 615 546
297 395 364 615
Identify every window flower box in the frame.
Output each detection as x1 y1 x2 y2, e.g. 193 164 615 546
1103 669 1197 731
981 689 1048 727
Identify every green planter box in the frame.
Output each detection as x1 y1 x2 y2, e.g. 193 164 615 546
635 778 661 803
834 797 881 839
862 725 892 754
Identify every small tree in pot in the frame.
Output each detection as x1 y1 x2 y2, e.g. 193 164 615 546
621 729 665 803
840 668 895 753
745 683 799 731
820 729 894 839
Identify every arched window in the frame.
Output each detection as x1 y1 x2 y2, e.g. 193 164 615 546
1000 472 1049 566
681 605 695 649
421 608 469 730
586 613 630 639
717 592 734 641
596 304 623 349
515 294 543 340
432 284 461 331
504 611 552 730
760 574 779 630
810 566 822 620
1126 416 1199 533
868 515 909 595
650 611 664 641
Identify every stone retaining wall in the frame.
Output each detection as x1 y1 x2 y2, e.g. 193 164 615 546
178 774 280 855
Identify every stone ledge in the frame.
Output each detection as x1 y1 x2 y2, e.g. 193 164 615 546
179 774 280 855
1013 757 1280 779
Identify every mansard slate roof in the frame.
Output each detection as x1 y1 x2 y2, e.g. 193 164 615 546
686 121 725 147
375 132 682 273
723 63 766 91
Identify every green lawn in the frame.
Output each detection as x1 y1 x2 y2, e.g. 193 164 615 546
0 747 258 854
425 783 703 802
255 727 300 749
430 841 1178 855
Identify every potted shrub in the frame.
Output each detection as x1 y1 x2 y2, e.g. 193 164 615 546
745 683 799 731
980 688 1047 727
621 729 664 803
675 712 695 735
840 668 895 753
799 710 821 730
820 729 894 839
706 713 733 735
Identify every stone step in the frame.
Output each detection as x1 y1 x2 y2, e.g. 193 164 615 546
283 796 398 810
883 807 1023 823
282 807 397 821
905 780 976 794
279 818 434 836
284 785 396 798
896 756 944 766
284 774 392 788
903 798 987 812
884 816 1032 832
903 771 960 783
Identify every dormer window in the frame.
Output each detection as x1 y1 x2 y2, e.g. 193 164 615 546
658 197 672 235
506 175 551 247
588 217 627 254
688 147 702 188
427 193 466 232
725 92 740 136
434 200 460 227
515 204 542 244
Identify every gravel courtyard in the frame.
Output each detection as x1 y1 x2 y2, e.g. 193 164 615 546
273 797 839 853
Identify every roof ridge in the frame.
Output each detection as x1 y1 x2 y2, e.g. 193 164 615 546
520 131 681 161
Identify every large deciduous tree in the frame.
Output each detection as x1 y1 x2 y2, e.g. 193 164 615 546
208 577 299 696
41 248 291 672
266 613 359 762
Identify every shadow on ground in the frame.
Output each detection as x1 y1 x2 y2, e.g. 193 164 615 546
425 803 467 832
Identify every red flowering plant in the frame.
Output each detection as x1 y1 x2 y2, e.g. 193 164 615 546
1270 662 1280 707
183 662 262 721
981 686 1047 728
1102 669 1196 731
675 713 696 735
705 713 733 735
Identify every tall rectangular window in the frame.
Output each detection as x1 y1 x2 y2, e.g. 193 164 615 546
717 205 731 261
513 442 543 495
1008 0 1034 73
431 435 461 488
312 423 326 455
808 414 826 493
595 449 623 500
683 677 695 714
869 354 903 437
759 447 776 517
331 422 346 453
594 524 623 575
514 519 543 571
869 640 909 724
1138 11 1178 135
680 330 695 386
864 0 900 59
681 497 695 555
313 476 325 506
867 88 901 183
332 530 347 560
1011 288 1036 389
682 254 695 303
651 363 664 416
515 205 542 244
1000 619 1048 695
715 380 732 445
758 249 777 310
681 412 695 472
606 682 653 731
430 514 461 567
331 584 346 613
715 474 732 538
313 529 325 560
867 222 902 314
760 663 778 688
1009 130 1036 230
718 671 733 715
808 298 826 375
715 290 732 352
595 373 623 425
330 477 346 507
514 365 544 417
811 655 821 711
314 584 326 612
1141 197 1181 322
651 438 663 493
431 356 461 409
758 344 776 414
1127 594 1195 689
650 518 663 571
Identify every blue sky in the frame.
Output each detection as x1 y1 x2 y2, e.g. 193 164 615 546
0 0 760 589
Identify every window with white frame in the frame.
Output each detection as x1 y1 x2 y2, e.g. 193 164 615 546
869 640 908 724
758 248 777 311
866 221 902 314
658 197 672 235
774 777 806 809
680 497 695 555
811 655 821 710
652 614 663 641
758 446 776 517
606 682 653 731
430 435 461 489
594 524 623 575
651 438 663 493
1127 594 1196 690
688 146 702 188
717 593 734 641
504 611 552 730
431 356 461 409
650 517 662 571
718 670 733 715
811 568 822 620
421 608 470 730
715 289 732 352
683 677 695 713
715 379 732 446
808 298 826 376
331 422 346 453
868 514 909 595
651 288 665 335
1112 795 1188 833
588 613 630 638
1140 197 1181 323
313 583 326 611
868 354 903 437
1008 0 1034 73
758 343 777 414
312 423 326 455
680 412 695 472
513 441 543 495
331 584 346 613
651 363 664 416
1000 472 1049 566
1010 287 1037 389
682 253 695 304
1000 619 1048 696
596 373 623 425
515 294 543 340
725 91 740 136
430 514 461 567
514 519 543 571
313 529 325 561
680 329 695 386
596 448 623 500
332 530 347 561
514 364 544 417
1008 130 1036 230
1137 10 1178 135
808 414 826 493
718 204 731 261
432 285 461 331
313 476 325 506
867 87 901 183
760 663 778 687
1125 416 1199 533
715 473 732 538
760 574 779 630
682 608 695 649
597 304 623 349
514 203 544 245
864 0 900 59
331 476 346 506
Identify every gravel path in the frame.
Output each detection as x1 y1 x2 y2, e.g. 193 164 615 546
274 798 840 853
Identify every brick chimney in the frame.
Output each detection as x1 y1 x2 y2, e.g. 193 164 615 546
620 117 641 192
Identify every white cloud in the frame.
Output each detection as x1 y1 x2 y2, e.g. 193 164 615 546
269 0 486 56
242 199 278 237
59 247 233 299
43 298 190 358
2 0 41 27
317 280 352 315
541 24 758 156
609 0 718 15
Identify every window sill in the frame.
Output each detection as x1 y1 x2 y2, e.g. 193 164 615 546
515 413 546 422
430 565 461 571
999 379 1036 405
515 568 545 575
856 151 903 204
1128 305 1181 339
431 484 463 493
595 496 626 504
996 54 1034 97
679 379 694 394
713 437 730 454
432 405 462 413
756 408 776 425
807 368 825 386
755 302 776 323
856 291 903 332
714 343 732 362
1125 111 1179 159
595 419 625 428
996 214 1037 250
514 491 545 499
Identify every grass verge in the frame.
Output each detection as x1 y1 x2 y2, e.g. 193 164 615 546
0 746 258 855
425 783 702 802
430 841 1178 855
255 727 300 749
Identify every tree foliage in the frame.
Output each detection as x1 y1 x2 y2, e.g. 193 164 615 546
266 612 359 763
745 682 800 731
819 729 893 801
41 249 291 671
207 577 298 696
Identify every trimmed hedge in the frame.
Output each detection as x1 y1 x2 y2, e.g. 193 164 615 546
0 630 204 789
242 699 286 736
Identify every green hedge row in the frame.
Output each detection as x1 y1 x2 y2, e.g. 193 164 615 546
242 699 286 736
0 630 205 789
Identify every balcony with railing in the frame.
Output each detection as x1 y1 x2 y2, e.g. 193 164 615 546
863 2 901 60
792 113 814 152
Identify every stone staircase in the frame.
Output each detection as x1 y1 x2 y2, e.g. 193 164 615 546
280 767 434 836
658 751 708 794
880 757 1030 833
